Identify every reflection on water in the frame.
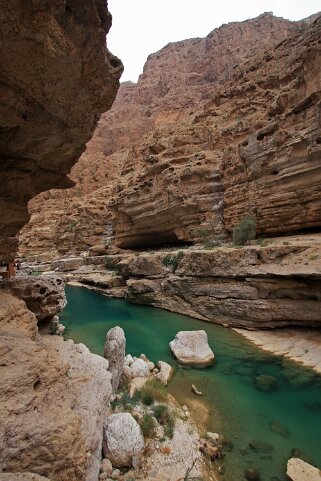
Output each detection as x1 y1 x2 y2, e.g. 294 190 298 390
61 285 321 481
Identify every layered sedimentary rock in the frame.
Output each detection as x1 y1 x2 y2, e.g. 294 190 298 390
19 13 321 256
0 0 122 261
0 291 112 481
116 244 321 329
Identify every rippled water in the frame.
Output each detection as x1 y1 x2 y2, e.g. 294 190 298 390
61 285 321 481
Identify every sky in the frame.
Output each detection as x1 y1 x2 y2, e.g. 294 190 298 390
107 0 320 82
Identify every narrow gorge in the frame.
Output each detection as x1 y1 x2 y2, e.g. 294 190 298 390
1 3 321 481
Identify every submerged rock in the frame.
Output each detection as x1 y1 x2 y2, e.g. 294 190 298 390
169 330 215 367
287 458 321 481
249 440 274 453
104 327 126 393
102 413 144 468
271 420 290 438
255 374 278 392
245 467 261 481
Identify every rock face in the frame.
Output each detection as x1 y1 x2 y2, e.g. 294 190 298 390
104 326 126 392
102 413 145 468
2 275 66 321
119 243 321 329
170 331 215 367
287 458 321 481
0 475 50 481
0 0 122 261
0 290 113 481
19 13 321 256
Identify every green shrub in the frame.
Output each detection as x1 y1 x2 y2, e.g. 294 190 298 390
138 378 167 404
139 414 155 437
104 256 116 270
162 251 184 273
153 404 175 439
232 214 256 246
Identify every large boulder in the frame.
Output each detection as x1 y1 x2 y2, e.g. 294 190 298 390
2 274 66 321
156 361 173 385
102 413 144 467
104 326 126 393
287 458 321 481
130 358 149 377
169 330 215 367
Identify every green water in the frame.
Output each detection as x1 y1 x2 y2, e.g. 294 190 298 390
61 285 321 481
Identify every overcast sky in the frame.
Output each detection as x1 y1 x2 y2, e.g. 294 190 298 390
107 0 320 82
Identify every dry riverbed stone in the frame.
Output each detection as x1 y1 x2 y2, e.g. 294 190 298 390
169 330 215 367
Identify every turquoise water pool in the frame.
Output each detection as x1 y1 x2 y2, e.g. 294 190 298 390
61 285 321 481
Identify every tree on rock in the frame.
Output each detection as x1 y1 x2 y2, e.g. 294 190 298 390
233 214 256 246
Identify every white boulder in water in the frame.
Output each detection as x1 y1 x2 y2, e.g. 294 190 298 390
169 330 215 367
287 458 321 481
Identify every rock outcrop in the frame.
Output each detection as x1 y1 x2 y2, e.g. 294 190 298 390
104 326 126 393
19 13 321 256
287 458 321 481
102 413 145 468
2 275 66 321
0 474 50 481
0 0 122 261
0 291 113 481
170 331 215 367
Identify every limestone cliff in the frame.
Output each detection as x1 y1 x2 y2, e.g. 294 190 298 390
19 13 321 256
0 0 122 261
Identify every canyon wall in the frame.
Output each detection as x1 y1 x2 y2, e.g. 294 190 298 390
0 0 122 261
19 13 321 257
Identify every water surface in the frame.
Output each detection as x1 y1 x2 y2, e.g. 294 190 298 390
61 285 321 481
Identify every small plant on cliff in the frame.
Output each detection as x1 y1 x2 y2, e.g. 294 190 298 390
153 404 175 438
138 414 156 438
104 255 116 270
138 378 168 404
232 214 256 246
162 251 184 273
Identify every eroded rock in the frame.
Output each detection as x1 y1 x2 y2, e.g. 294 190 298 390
2 274 66 321
170 330 215 367
102 413 145 468
104 326 126 393
287 458 321 481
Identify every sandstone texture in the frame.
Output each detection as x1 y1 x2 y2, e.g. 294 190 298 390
0 291 113 481
2 274 66 321
19 13 321 257
170 331 215 367
0 0 122 261
0 475 50 481
287 458 321 481
102 413 145 468
104 326 126 393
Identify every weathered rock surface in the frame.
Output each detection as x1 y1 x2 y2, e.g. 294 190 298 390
104 326 126 392
130 358 150 377
156 361 173 385
102 413 145 468
119 243 321 329
170 331 215 367
0 0 122 261
0 474 50 481
2 275 66 321
287 458 321 481
19 13 321 256
0 290 113 481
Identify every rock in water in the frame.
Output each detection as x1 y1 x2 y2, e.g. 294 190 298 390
255 375 278 392
245 467 261 481
271 420 290 438
287 458 321 481
156 361 173 385
102 413 144 467
170 330 215 367
104 327 126 392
